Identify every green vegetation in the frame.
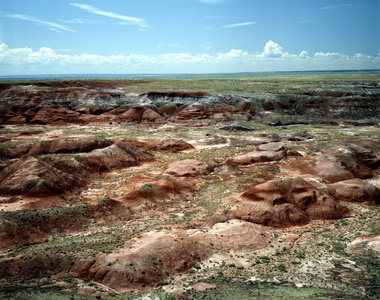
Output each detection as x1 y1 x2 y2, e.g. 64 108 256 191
0 72 379 299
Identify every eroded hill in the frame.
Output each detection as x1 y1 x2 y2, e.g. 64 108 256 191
0 73 379 299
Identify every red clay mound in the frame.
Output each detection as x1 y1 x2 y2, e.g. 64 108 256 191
172 105 208 120
28 137 112 155
227 177 350 228
328 178 380 205
0 107 18 124
225 143 301 167
78 142 155 172
120 177 195 206
142 91 211 99
282 146 379 183
74 220 272 292
0 148 18 161
28 107 84 125
0 155 89 197
171 103 243 122
193 219 271 253
0 224 49 251
74 230 213 292
164 159 212 177
115 106 164 123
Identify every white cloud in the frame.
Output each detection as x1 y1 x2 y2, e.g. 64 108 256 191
217 49 248 59
70 3 148 28
322 3 354 10
0 42 379 75
314 52 348 59
223 21 255 28
299 51 309 59
58 18 101 24
260 40 283 57
3 14 74 32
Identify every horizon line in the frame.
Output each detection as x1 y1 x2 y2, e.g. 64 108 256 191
1 69 380 81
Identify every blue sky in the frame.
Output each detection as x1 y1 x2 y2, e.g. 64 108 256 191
0 0 379 75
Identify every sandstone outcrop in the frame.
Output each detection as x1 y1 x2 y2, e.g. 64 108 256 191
164 159 212 177
28 136 112 155
225 143 301 167
126 138 194 152
226 177 350 228
282 145 380 183
328 178 380 205
78 142 155 172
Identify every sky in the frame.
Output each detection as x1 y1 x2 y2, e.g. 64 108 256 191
0 0 379 75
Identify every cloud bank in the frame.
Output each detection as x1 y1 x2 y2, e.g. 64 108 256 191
0 41 379 75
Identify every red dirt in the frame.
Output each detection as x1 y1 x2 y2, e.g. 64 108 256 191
227 177 350 228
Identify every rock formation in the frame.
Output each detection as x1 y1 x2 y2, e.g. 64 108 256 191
0 155 89 197
328 178 380 205
164 159 212 177
28 136 112 155
225 143 301 167
282 145 379 183
78 142 155 172
227 177 350 228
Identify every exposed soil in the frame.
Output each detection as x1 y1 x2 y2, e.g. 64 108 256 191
0 75 379 299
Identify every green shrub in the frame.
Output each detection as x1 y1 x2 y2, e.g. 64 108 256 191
278 264 287 272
